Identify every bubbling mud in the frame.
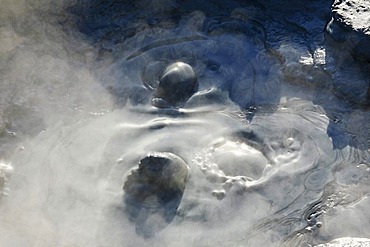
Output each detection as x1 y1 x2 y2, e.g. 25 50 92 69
1 0 370 247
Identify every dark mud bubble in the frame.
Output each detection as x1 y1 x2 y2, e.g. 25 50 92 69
123 152 189 238
67 0 280 109
151 62 198 108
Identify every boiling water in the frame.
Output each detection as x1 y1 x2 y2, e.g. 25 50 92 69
0 1 370 246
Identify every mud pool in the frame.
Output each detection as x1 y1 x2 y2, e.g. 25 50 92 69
0 0 370 246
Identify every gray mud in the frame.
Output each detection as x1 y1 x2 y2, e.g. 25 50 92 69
0 0 369 247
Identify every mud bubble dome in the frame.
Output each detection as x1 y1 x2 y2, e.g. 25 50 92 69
151 62 198 108
123 152 189 238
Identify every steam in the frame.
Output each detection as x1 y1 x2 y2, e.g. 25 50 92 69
1 1 370 247
0 0 112 153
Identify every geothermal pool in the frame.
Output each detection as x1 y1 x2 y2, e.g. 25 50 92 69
0 0 370 246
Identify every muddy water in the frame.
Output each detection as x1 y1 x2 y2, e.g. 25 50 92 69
0 0 370 246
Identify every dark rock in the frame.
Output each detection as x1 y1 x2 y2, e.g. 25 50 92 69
327 0 370 62
325 0 370 105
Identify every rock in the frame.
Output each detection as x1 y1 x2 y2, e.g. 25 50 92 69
327 0 370 61
315 237 370 247
325 0 370 105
